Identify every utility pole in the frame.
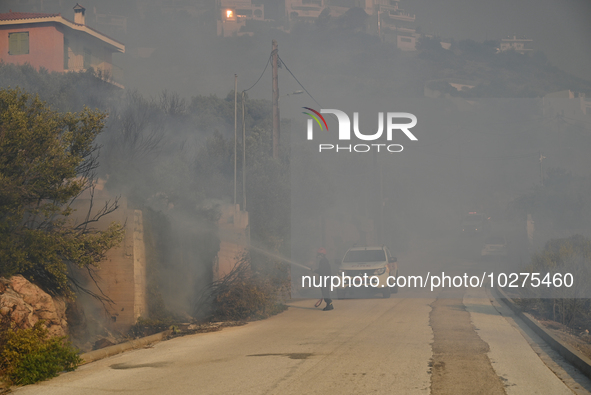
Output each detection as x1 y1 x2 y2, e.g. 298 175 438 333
234 74 237 206
242 91 246 211
539 151 545 186
272 39 280 159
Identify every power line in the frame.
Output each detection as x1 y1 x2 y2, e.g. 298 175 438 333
243 53 272 92
277 54 322 108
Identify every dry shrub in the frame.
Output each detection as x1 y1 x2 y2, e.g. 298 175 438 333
128 317 176 338
194 253 287 321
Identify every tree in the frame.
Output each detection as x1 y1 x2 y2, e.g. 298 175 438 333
416 35 444 52
0 63 121 112
0 88 124 297
339 7 368 31
316 7 331 29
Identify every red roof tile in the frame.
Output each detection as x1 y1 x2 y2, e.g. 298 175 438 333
0 12 61 21
0 11 124 50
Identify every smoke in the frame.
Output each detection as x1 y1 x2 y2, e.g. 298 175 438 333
1 0 590 317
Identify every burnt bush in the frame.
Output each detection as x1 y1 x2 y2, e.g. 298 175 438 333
128 317 176 338
194 254 288 322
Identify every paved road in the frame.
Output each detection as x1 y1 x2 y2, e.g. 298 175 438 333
13 288 591 394
13 235 591 394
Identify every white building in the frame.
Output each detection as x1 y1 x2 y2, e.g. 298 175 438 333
499 36 533 54
372 0 417 50
217 0 264 37
285 0 418 50
286 0 325 22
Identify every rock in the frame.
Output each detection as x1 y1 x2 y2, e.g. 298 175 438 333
0 275 68 337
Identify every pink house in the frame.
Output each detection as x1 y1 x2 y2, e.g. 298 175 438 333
0 4 124 84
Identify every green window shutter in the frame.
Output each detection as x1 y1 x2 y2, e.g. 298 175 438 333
8 33 18 54
8 32 29 55
20 33 29 54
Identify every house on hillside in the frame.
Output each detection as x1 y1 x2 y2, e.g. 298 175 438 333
498 36 533 54
217 0 265 37
285 0 325 23
373 0 417 50
0 4 125 86
543 90 591 123
284 0 418 50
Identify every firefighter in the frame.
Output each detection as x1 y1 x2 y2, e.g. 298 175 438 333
315 248 334 311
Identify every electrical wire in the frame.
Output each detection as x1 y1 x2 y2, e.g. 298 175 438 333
243 53 272 92
277 54 322 108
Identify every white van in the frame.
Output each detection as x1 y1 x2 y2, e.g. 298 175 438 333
336 246 398 299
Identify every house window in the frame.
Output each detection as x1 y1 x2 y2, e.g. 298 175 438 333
400 37 412 43
8 32 29 55
224 9 236 20
83 48 91 69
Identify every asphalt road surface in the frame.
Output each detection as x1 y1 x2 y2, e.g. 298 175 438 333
13 235 591 394
13 287 591 395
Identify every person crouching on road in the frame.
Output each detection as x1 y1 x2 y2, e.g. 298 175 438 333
315 248 334 311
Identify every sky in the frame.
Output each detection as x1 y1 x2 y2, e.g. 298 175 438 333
1 0 591 322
